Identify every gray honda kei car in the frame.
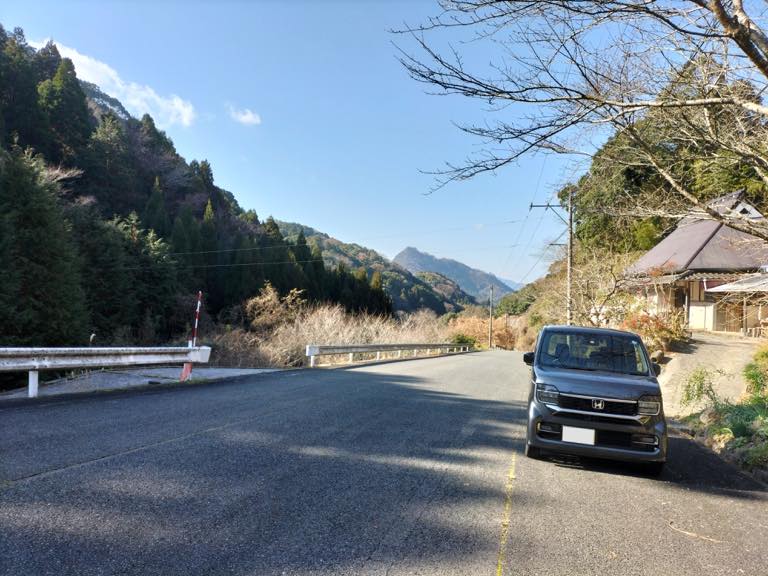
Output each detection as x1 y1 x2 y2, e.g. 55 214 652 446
524 325 668 474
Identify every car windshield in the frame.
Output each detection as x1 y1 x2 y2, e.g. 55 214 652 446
538 330 650 376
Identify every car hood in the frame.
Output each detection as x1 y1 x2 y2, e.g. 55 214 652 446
534 366 661 400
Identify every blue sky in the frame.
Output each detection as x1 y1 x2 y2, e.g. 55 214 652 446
2 0 577 285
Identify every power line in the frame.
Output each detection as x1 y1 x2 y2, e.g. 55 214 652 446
500 156 548 274
516 229 567 286
164 219 525 258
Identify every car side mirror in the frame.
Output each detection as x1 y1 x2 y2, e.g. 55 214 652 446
523 352 534 366
652 361 661 376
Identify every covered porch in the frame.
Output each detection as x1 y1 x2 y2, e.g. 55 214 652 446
630 272 765 334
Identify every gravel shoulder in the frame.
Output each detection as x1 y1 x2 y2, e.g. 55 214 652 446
0 367 279 400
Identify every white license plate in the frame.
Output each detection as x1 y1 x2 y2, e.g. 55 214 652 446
562 426 595 445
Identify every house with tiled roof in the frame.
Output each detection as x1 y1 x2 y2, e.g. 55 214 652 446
626 192 768 332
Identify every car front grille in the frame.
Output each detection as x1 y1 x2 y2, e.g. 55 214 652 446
558 394 638 416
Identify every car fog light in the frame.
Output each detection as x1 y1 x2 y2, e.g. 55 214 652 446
631 434 658 445
538 422 562 433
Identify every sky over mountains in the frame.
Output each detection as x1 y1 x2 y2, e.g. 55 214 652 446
6 1 571 284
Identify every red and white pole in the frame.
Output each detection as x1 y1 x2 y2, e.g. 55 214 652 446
180 291 203 382
192 290 202 347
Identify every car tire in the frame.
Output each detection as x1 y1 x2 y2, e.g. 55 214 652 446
646 462 665 477
525 444 541 459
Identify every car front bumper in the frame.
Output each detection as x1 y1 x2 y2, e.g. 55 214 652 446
526 399 668 463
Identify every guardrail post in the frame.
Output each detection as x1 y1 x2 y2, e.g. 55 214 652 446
28 370 38 398
398 350 402 358
376 351 381 361
349 352 354 363
310 355 316 368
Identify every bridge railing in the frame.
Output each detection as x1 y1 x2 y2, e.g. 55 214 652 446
305 343 472 368
0 346 212 398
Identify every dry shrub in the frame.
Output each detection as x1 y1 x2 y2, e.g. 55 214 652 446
210 328 270 367
245 282 305 335
621 310 687 354
210 285 453 368
447 315 524 350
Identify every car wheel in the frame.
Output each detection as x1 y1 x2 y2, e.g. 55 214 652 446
646 462 665 477
525 444 541 459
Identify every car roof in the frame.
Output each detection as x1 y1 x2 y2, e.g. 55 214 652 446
541 325 642 340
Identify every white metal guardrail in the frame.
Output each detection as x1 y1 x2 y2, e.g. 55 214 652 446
305 343 471 368
0 346 212 398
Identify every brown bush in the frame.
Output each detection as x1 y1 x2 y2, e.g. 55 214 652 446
210 287 454 368
447 315 529 350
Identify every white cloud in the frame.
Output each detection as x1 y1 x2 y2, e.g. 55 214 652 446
227 103 262 126
31 39 195 128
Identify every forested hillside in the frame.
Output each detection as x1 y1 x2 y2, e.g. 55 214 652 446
278 221 474 313
414 272 476 310
0 25 390 346
394 246 513 302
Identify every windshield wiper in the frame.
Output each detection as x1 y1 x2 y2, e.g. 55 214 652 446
548 364 598 372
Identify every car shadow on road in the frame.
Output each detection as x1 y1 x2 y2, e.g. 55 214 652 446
540 432 766 496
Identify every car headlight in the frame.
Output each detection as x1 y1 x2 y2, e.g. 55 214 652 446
637 395 661 416
536 383 559 405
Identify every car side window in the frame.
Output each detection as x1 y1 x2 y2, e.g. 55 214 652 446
631 341 646 373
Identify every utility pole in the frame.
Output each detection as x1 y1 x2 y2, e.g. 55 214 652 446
488 284 494 349
566 186 574 325
530 191 573 325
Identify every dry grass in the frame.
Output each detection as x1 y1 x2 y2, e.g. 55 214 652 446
208 283 542 369
447 314 535 351
210 300 453 368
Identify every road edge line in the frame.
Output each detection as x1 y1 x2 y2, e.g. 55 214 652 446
496 452 517 576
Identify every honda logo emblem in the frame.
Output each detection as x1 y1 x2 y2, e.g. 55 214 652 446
592 399 605 410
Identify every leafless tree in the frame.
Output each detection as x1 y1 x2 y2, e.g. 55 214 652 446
571 250 637 325
397 1 768 239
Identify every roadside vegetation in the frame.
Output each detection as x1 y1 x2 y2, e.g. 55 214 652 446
680 354 768 482
209 283 493 368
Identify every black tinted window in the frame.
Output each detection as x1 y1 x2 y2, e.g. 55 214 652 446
539 331 649 375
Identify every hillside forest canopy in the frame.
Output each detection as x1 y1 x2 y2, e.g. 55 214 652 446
0 25 391 347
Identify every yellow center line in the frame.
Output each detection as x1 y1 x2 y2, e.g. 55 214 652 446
495 452 517 576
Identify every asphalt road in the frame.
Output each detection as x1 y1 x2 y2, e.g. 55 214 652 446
1 351 766 576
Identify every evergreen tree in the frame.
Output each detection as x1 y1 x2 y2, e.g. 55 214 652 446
0 29 48 150
114 213 179 342
262 217 291 293
200 198 222 310
199 159 214 189
0 146 88 345
83 112 139 215
291 231 319 298
171 205 202 289
143 176 170 236
37 58 92 164
33 40 61 82
69 206 138 341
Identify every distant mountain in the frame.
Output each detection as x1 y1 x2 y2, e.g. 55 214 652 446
278 222 473 314
415 271 477 308
499 278 524 292
393 247 515 302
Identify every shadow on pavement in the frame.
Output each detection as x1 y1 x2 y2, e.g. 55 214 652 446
0 366 528 575
541 432 765 495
